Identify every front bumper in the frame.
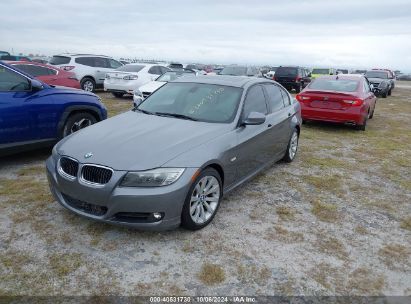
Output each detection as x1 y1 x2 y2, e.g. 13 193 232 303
46 156 197 230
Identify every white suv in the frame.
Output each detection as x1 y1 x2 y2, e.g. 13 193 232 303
49 54 123 92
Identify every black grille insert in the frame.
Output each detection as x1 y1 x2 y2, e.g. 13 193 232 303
59 157 79 177
62 193 107 216
81 165 112 185
112 212 162 223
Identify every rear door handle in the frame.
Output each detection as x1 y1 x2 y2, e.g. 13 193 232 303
288 113 291 117
267 124 273 128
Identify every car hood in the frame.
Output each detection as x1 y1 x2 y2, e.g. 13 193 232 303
138 81 166 93
57 111 231 171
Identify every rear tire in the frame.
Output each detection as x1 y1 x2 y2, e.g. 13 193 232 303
81 77 96 92
388 89 392 96
62 112 97 137
382 91 388 98
112 92 124 98
181 168 222 231
283 129 299 162
356 118 367 131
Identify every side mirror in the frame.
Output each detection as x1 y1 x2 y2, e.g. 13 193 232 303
31 79 43 91
242 112 266 126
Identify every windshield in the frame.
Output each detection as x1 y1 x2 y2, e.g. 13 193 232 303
137 82 243 123
220 66 247 76
116 64 144 72
309 78 359 92
275 67 298 76
157 71 194 82
365 71 388 79
312 69 330 74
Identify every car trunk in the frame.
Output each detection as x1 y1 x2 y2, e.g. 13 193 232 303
300 91 359 110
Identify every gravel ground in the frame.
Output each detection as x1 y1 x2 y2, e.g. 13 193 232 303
0 83 410 296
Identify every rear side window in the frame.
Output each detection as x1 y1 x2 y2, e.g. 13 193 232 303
13 65 53 77
75 57 95 67
49 56 71 65
108 59 122 69
242 85 268 119
264 84 286 112
0 66 30 91
276 67 298 76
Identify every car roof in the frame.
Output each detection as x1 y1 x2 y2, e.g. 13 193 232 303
172 75 269 88
54 53 111 58
7 60 54 68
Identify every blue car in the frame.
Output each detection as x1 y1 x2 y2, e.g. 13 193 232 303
0 61 107 156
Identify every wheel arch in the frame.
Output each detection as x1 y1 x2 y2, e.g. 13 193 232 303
57 105 103 138
201 162 225 187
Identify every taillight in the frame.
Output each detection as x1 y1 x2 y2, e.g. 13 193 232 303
296 95 310 102
342 98 363 106
295 76 301 82
61 66 75 71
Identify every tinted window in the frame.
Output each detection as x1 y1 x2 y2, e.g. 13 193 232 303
275 67 298 76
363 80 370 93
94 57 108 68
116 64 145 72
109 59 122 69
148 66 161 75
309 78 359 92
160 66 171 74
264 84 285 112
242 85 268 119
49 56 71 65
0 55 18 61
365 71 388 79
138 83 243 123
75 57 95 67
0 66 30 91
13 65 52 77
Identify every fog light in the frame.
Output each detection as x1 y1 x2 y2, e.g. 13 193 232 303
153 212 163 220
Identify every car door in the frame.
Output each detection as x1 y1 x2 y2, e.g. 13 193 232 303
93 57 111 84
363 78 376 113
262 83 292 159
234 85 272 180
0 65 33 145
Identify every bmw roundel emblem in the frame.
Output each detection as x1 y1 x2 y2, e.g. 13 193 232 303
84 152 93 159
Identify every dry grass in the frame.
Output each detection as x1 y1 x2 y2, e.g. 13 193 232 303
346 267 385 295
198 263 225 285
237 264 271 286
315 235 349 261
265 225 304 243
400 216 411 231
311 199 340 222
99 92 133 117
276 206 296 221
378 244 410 269
48 252 84 277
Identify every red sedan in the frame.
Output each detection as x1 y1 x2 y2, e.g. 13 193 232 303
296 75 377 130
9 61 81 89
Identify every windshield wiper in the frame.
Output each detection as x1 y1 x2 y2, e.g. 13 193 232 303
154 112 198 121
134 108 154 115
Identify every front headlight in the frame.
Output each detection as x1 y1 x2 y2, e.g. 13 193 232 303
134 90 142 97
120 168 185 187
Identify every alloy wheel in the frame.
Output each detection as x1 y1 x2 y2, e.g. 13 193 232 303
189 176 220 224
83 80 94 92
289 131 298 160
70 118 92 134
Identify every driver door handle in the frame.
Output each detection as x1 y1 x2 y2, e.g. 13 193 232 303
267 124 273 128
288 113 291 117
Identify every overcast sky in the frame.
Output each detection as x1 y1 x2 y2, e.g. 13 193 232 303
1 0 411 71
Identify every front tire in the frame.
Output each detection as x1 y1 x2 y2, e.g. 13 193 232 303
283 129 299 162
62 112 97 137
295 83 302 93
382 90 388 98
181 168 222 230
81 77 96 92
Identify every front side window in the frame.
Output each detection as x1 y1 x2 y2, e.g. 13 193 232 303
138 83 243 123
49 56 71 65
363 80 370 93
0 66 30 91
242 85 268 119
264 84 286 112
148 66 161 75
